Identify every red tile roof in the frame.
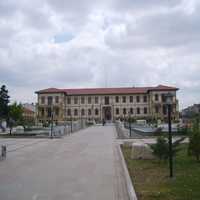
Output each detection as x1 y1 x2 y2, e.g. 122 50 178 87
35 85 178 95
23 107 35 114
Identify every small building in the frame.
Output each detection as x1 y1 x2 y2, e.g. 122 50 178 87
22 103 36 124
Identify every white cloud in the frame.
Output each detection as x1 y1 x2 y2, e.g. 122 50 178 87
0 0 199 109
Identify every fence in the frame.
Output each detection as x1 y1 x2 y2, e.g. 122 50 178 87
49 119 87 137
115 120 130 139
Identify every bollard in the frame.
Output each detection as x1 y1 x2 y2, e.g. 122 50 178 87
1 145 6 160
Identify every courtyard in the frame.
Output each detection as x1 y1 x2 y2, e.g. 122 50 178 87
0 125 129 200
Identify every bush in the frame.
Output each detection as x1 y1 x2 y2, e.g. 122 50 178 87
150 136 185 161
177 124 189 135
188 119 200 162
150 136 169 160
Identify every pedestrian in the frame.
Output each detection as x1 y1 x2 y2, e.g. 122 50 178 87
102 119 105 126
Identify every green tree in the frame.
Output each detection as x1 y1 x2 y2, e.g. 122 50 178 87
150 136 169 160
150 136 185 161
188 119 200 162
8 102 23 134
0 85 10 120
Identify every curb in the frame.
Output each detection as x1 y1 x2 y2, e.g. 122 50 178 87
117 144 138 200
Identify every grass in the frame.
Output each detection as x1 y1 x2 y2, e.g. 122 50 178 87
121 144 200 200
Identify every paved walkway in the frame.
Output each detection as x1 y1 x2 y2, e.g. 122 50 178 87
0 125 129 200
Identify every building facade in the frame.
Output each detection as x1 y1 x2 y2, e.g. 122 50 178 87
22 103 36 124
35 85 179 123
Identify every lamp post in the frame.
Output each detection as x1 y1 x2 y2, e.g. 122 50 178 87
50 106 54 139
70 114 73 133
165 92 174 178
128 111 131 138
123 113 126 127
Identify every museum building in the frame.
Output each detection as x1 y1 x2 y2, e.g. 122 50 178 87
35 85 179 123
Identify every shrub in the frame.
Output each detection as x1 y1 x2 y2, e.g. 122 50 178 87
188 119 200 162
150 136 185 161
150 136 169 160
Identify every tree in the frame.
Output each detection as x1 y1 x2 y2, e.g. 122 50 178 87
150 136 169 160
8 102 23 135
0 85 10 120
150 136 185 161
188 119 200 162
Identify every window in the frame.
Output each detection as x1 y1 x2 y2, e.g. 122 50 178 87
81 109 85 116
81 97 85 104
122 96 126 103
41 108 44 116
67 97 71 104
163 105 167 115
88 97 92 104
74 97 78 104
55 108 59 116
123 108 126 115
130 108 133 114
155 106 159 113
136 96 140 103
162 94 166 103
137 107 140 114
95 108 99 115
95 97 99 104
88 109 91 116
143 96 147 103
67 109 71 116
47 107 52 117
55 96 59 103
155 94 158 101
47 96 53 105
74 109 78 116
105 96 109 105
116 108 119 115
129 96 133 103
144 107 147 114
41 96 45 104
115 96 119 103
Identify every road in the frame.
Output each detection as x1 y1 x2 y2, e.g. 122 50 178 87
0 125 129 200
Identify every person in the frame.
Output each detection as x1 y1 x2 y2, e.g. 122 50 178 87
102 119 106 126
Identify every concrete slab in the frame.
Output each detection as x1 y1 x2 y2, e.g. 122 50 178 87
0 126 129 200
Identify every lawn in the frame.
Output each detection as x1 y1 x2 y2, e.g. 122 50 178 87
121 144 200 200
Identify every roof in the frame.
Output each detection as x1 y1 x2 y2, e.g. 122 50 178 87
23 107 35 114
35 85 178 95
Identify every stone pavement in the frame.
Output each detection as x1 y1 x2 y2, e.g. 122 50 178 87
0 125 129 200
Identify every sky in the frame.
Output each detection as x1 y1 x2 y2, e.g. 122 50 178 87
0 0 200 110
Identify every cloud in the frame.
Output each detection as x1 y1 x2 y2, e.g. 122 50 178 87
0 0 200 109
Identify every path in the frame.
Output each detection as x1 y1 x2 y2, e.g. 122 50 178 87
0 125 129 200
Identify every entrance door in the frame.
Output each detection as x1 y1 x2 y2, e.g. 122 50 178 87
103 107 112 121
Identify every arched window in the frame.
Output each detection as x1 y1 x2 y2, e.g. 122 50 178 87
95 108 99 115
123 108 126 115
81 109 85 116
67 109 71 116
116 108 119 115
74 109 78 116
88 109 91 115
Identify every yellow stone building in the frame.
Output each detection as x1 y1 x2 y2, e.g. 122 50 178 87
35 85 179 123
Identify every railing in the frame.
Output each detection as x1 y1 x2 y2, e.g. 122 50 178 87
49 119 87 137
115 121 130 139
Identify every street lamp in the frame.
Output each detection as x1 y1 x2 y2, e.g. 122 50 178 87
165 92 174 178
128 111 131 138
50 106 54 139
70 114 73 133
123 113 126 127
